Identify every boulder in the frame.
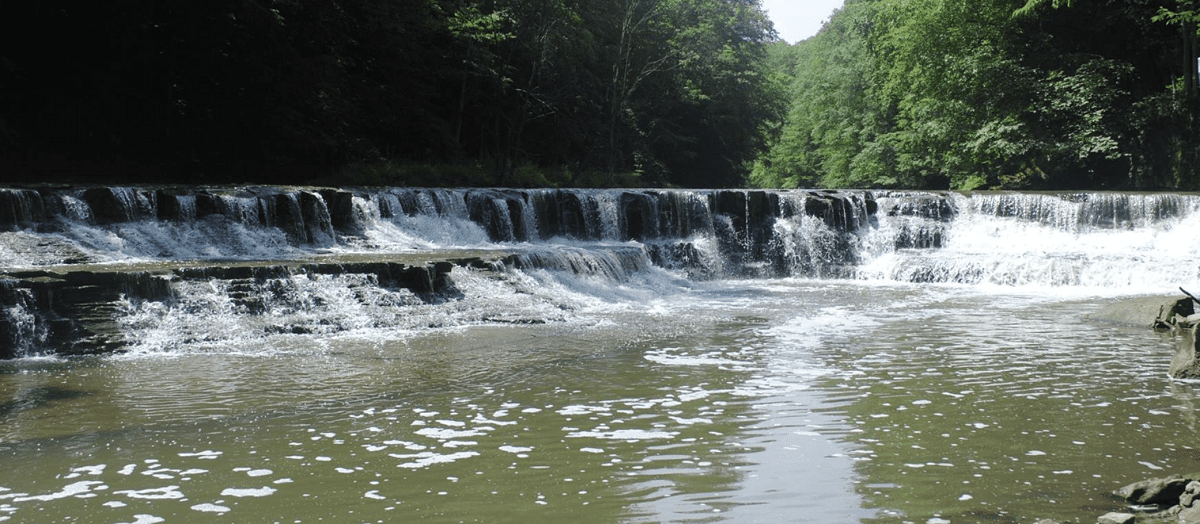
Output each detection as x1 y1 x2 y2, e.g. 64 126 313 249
1106 475 1200 524
1097 513 1135 524
1114 476 1192 505
1181 505 1200 524
1181 480 1200 507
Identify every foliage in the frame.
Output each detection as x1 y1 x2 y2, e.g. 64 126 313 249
754 0 1200 190
0 0 783 188
7 0 1199 190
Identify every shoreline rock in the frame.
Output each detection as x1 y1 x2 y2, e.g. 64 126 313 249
1038 474 1200 524
1087 295 1192 328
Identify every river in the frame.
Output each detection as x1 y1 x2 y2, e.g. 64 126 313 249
0 188 1197 523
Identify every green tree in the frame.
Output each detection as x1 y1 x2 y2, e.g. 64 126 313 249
755 0 1200 190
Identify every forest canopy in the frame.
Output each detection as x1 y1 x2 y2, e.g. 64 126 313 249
0 0 781 188
753 0 1200 190
2 0 1200 190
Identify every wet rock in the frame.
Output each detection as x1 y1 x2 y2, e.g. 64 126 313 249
893 222 947 249
83 187 155 224
644 241 713 279
1181 505 1200 524
264 192 307 243
0 257 464 358
155 190 195 221
0 189 46 230
801 190 875 231
620 191 658 241
260 190 335 245
1171 327 1200 379
1115 476 1192 505
1100 474 1200 524
318 189 365 235
1088 294 1200 380
1181 481 1200 507
466 190 528 242
747 190 775 227
1097 513 1135 524
1156 296 1198 330
1087 295 1189 328
1179 486 1200 524
0 270 176 357
193 191 227 219
547 190 588 239
299 190 335 245
712 191 748 225
885 194 956 221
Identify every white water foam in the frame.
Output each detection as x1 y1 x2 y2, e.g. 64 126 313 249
859 193 1200 295
220 486 277 497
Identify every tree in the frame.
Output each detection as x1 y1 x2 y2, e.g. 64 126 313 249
754 0 1200 190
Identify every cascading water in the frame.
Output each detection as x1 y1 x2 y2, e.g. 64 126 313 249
1 187 1199 357
3 185 1200 524
860 191 1200 290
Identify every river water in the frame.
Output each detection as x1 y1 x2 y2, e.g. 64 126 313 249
1 189 1198 523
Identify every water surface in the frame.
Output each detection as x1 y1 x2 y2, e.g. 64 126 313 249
2 188 1199 523
1 278 1190 524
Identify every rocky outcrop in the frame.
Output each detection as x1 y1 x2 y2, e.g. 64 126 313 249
0 270 173 358
0 244 662 359
1110 475 1200 523
0 258 459 359
1037 474 1200 524
1087 295 1192 328
0 185 884 357
0 185 878 253
0 189 46 229
1115 476 1194 506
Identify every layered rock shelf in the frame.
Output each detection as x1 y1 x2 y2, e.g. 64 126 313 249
3 185 1197 359
0 255 456 359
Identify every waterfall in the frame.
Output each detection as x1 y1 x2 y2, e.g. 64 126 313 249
0 187 1195 284
0 280 47 358
0 185 1198 356
862 191 1200 289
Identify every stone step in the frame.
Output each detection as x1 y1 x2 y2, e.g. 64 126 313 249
0 245 654 358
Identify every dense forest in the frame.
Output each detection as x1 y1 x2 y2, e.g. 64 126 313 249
754 0 1200 190
2 0 1200 189
0 0 779 188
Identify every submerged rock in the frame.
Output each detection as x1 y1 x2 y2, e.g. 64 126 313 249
1170 328 1200 379
1085 294 1200 380
1087 295 1189 328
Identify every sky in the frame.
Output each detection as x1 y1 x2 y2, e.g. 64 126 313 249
760 0 846 43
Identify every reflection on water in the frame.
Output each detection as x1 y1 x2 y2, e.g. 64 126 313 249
0 281 1196 524
807 289 1196 523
